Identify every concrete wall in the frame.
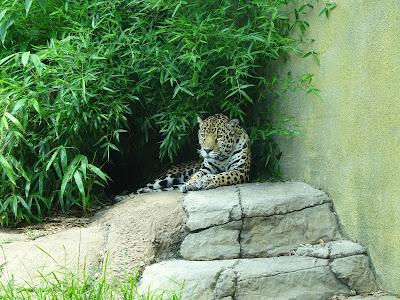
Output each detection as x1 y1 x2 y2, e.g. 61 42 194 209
273 1 400 295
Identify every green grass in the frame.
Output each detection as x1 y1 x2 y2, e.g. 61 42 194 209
0 251 182 300
1 274 182 300
24 229 46 239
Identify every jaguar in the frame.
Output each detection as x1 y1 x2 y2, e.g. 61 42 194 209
135 113 251 194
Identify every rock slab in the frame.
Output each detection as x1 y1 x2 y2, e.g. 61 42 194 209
139 256 351 300
180 221 241 260
140 182 380 300
331 255 377 293
0 191 186 286
181 182 342 261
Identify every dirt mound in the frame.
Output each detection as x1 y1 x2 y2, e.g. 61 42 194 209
0 191 186 286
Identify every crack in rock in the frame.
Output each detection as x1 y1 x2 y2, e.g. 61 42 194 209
236 186 244 259
237 265 329 282
241 201 332 219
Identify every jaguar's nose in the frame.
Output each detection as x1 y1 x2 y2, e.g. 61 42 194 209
204 148 212 154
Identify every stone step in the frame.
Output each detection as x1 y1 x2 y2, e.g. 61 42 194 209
181 182 342 260
138 182 378 299
346 296 399 300
139 254 375 300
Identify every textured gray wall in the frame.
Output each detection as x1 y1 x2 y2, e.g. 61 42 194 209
273 1 400 295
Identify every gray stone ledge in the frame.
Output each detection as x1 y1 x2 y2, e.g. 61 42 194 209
296 240 365 259
139 256 351 300
240 203 342 258
183 186 241 231
331 255 377 293
239 182 329 218
181 221 242 260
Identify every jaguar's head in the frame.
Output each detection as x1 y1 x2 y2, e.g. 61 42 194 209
197 114 239 160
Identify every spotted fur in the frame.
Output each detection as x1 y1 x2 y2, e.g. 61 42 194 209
136 113 251 194
135 160 203 193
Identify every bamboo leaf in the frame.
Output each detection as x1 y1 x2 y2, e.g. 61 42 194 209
53 161 63 179
25 180 31 198
37 0 46 11
11 196 18 217
60 147 67 173
88 164 108 182
319 8 328 17
8 156 29 180
21 51 30 67
12 99 27 114
1 116 8 130
173 86 180 98
73 171 85 197
29 98 45 117
0 53 16 65
39 173 44 195
46 148 61 172
109 143 119 152
30 54 43 76
60 167 75 200
17 196 30 211
0 21 6 45
180 87 194 96
239 89 254 103
0 154 16 185
225 88 239 99
4 112 24 132
0 9 8 22
80 156 88 178
25 0 33 16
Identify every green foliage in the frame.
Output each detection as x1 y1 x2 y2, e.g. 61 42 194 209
0 0 324 225
0 248 182 299
319 2 337 18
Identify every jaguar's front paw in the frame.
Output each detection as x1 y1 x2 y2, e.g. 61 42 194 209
200 175 217 190
180 182 200 193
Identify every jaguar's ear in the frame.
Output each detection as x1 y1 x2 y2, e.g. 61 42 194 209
228 118 239 129
197 116 203 126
